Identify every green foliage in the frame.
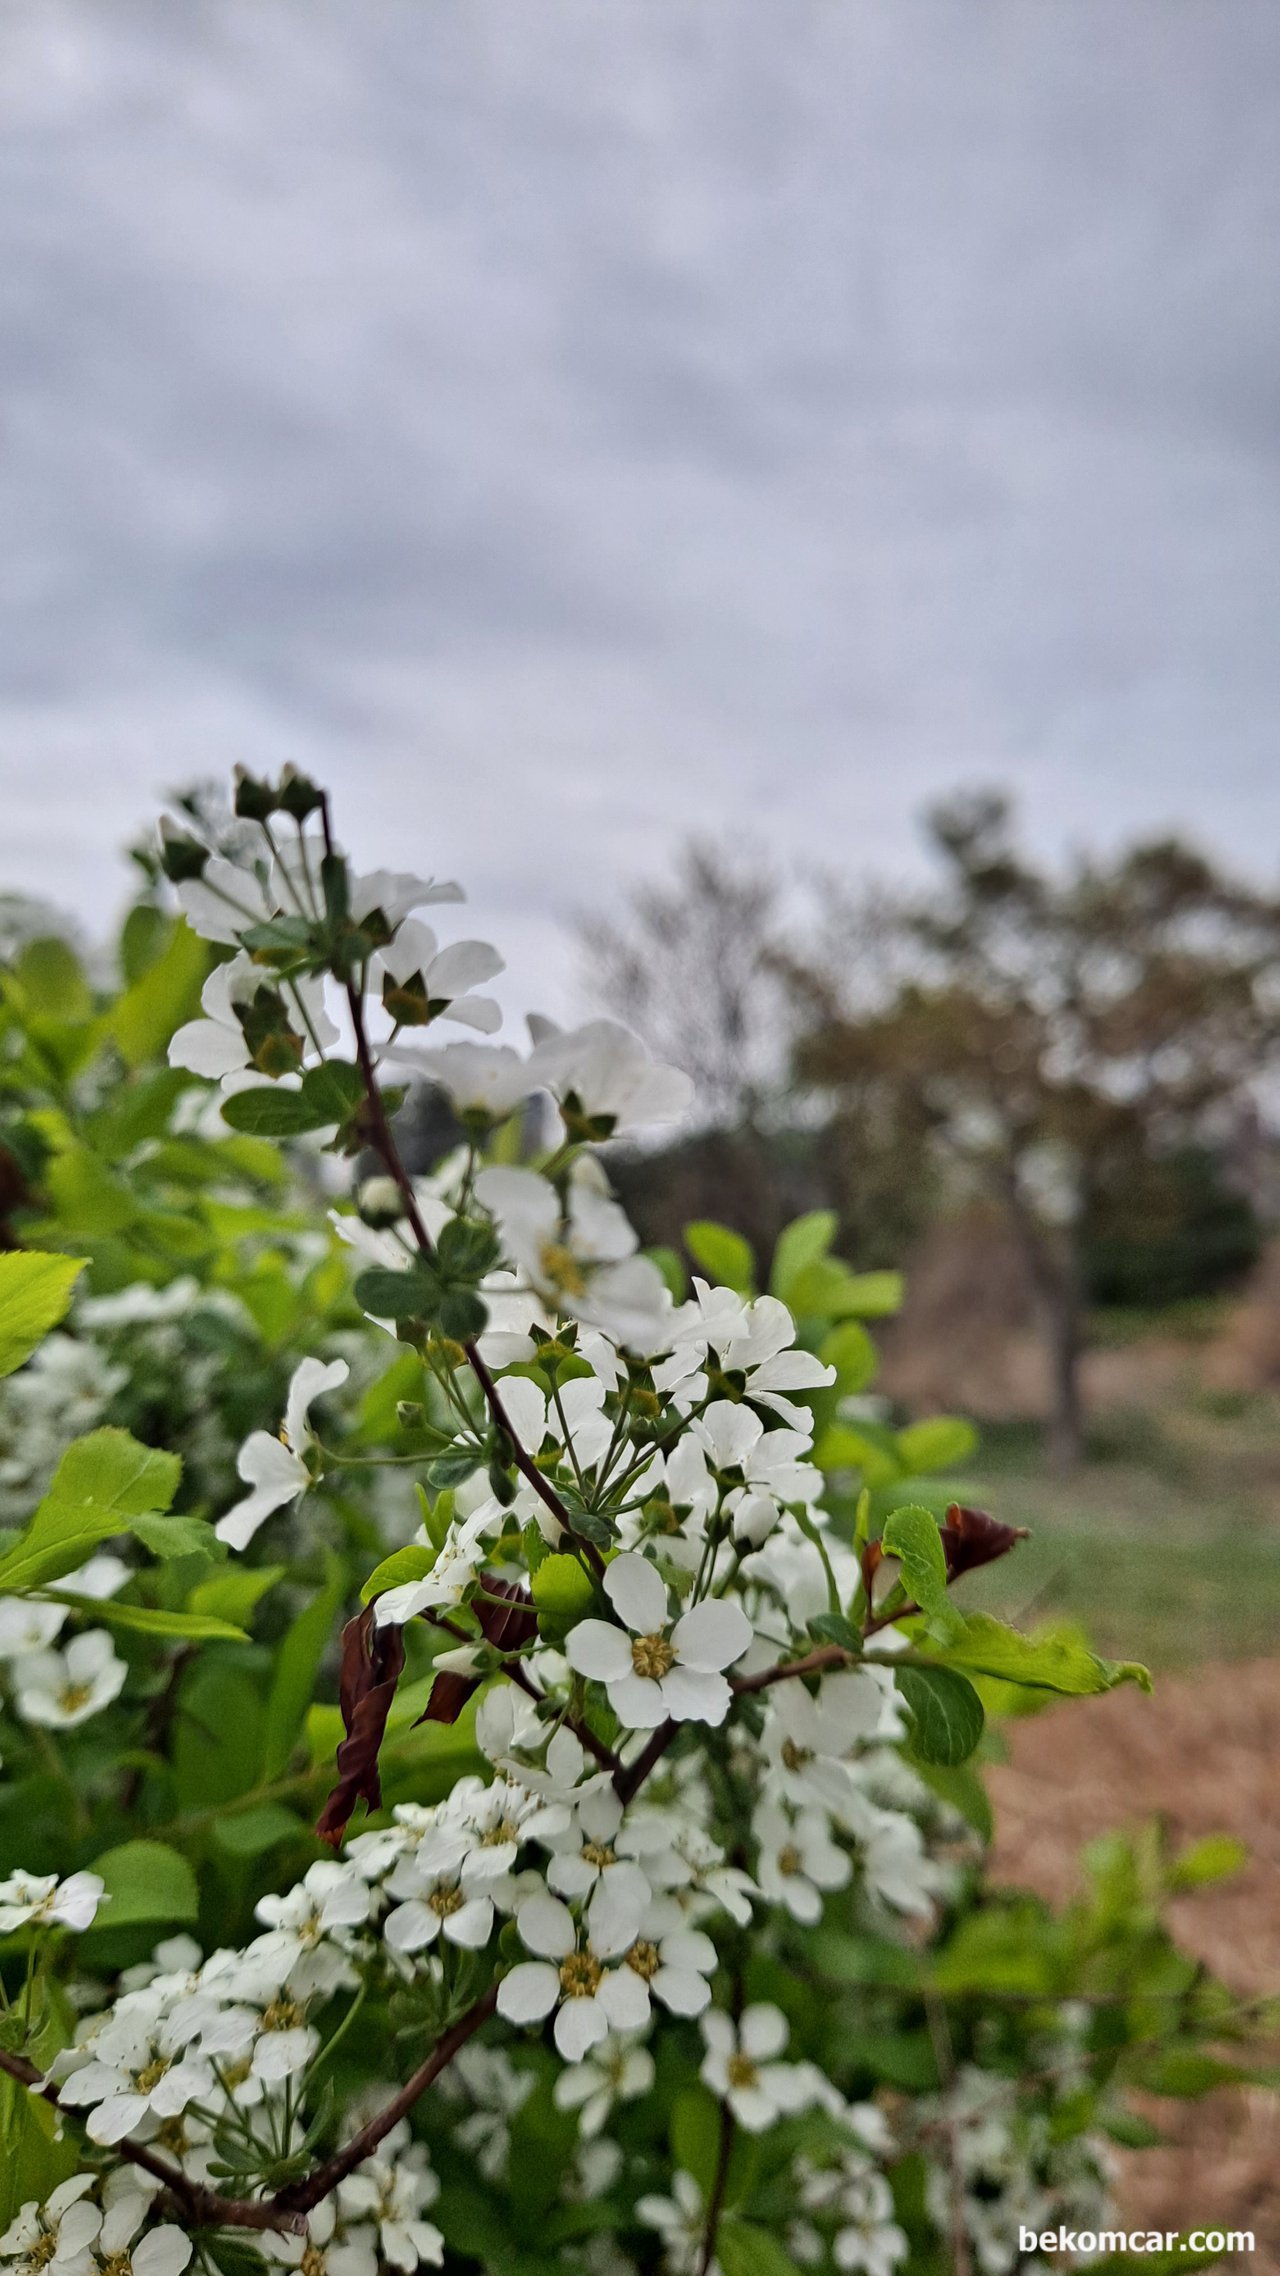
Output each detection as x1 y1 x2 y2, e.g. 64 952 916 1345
686 1219 756 1294
0 1251 84 1377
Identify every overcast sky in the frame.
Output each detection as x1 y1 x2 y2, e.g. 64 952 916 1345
1 0 1278 1022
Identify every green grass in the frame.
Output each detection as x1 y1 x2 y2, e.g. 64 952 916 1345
953 1393 1280 1670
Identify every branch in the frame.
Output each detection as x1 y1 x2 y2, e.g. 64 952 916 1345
698 2097 736 2276
0 2046 305 2236
274 1983 499 2214
614 1716 678 1804
729 1643 852 1695
336 914 603 1576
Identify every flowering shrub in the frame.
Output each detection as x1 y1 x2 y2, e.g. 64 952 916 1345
0 772 1270 2276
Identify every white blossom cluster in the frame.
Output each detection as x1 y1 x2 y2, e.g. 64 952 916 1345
0 780 1013 2275
921 2063 1116 2276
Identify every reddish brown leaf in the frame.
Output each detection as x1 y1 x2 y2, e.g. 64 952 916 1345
316 1605 406 1847
939 1502 1028 1582
416 1576 537 1727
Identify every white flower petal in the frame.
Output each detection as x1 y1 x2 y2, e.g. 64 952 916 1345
671 1596 753 1673
659 1665 731 1726
554 1995 609 2063
603 1553 667 1636
496 1961 560 2024
564 1620 633 1684
516 1893 576 1959
740 2003 789 2061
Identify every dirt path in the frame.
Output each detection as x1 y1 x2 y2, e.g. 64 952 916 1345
989 1662 1280 2264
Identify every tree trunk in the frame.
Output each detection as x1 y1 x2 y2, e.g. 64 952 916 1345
1007 1200 1085 1469
1039 1261 1084 1469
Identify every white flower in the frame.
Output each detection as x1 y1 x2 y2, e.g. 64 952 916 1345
254 1859 372 1979
384 1040 535 1123
635 2171 711 2276
528 1018 693 1135
62 1554 131 1601
216 1355 349 1549
373 919 503 1035
337 2131 444 2272
565 1553 751 1730
373 1498 502 1628
0 1868 104 1934
496 1876 651 2061
168 953 337 1083
475 1165 670 1350
0 2174 102 2273
350 869 463 927
553 2031 655 2137
611 1902 718 2024
832 2179 909 2276
699 2003 818 2132
761 1675 885 1813
382 1833 499 1957
754 1799 851 1924
657 1284 835 1430
59 1999 214 2145
173 853 274 945
692 1399 823 1545
0 1597 68 1657
859 1807 939 1919
260 2192 378 2276
14 1630 126 1729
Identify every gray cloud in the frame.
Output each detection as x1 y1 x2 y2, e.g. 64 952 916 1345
0 0 1278 1019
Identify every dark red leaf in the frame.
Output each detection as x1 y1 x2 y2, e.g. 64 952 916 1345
416 1577 537 1728
316 1605 406 1847
939 1502 1028 1582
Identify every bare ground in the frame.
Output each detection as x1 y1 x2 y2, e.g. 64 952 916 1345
989 1661 1280 2266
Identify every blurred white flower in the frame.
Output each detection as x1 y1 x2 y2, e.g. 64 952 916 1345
216 1355 349 1550
14 1631 126 1730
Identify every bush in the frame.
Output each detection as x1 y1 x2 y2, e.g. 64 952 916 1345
0 772 1270 2276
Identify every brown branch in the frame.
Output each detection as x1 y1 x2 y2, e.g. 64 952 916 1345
614 1716 678 1803
698 2097 736 2276
729 1643 852 1695
274 1983 499 2214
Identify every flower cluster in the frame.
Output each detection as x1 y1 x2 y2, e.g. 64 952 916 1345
0 769 1160 2276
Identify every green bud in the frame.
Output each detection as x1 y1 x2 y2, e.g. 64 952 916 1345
157 822 209 883
276 766 325 822
232 767 279 821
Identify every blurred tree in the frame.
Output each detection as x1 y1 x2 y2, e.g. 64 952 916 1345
796 791 1280 1464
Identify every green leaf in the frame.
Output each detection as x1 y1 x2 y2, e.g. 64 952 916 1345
361 1545 437 1606
173 1663 265 1810
436 1216 501 1281
14 937 92 1024
839 1269 903 1318
881 1504 954 1626
685 1221 756 1295
1167 1833 1248 1890
895 1665 984 1765
44 1146 140 1235
107 918 209 1067
127 1513 219 1564
298 1060 365 1125
813 1421 903 1487
437 1287 488 1344
220 1086 331 1138
260 1552 349 1781
718 2223 803 2276
769 1210 836 1302
353 1264 442 1321
818 1318 877 1395
0 1428 184 1594
669 2085 723 2194
895 1414 978 1473
45 1429 181 1519
88 1840 198 1929
532 1554 595 1621
0 1253 84 1378
187 1565 285 1627
46 1595 248 1643
922 1610 1152 1698
807 1612 861 1654
212 1803 304 1858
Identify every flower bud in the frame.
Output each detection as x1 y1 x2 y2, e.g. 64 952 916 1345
232 767 279 821
358 1176 404 1227
157 819 209 883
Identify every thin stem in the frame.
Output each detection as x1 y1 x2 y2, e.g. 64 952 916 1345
275 1983 499 2214
698 2098 736 2276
